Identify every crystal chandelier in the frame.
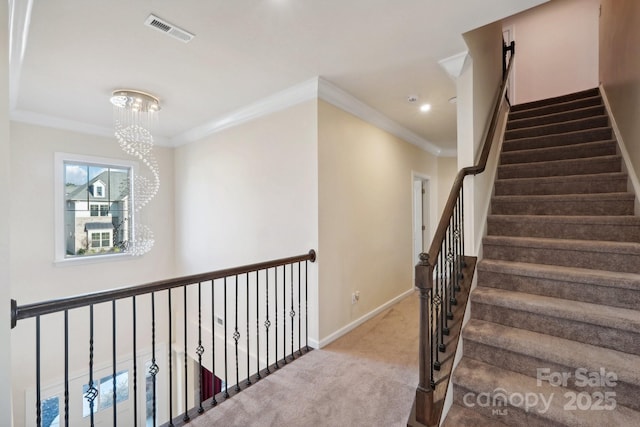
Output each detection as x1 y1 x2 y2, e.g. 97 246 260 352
110 89 161 256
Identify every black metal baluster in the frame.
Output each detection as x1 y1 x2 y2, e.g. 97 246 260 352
429 271 436 384
290 263 295 360
305 260 309 351
36 315 41 427
64 310 69 427
112 300 117 426
274 267 279 369
265 269 271 374
183 286 189 422
438 245 446 352
87 305 97 427
168 291 174 426
455 195 462 293
298 262 302 356
448 215 457 316
211 280 217 406
150 293 159 427
433 259 441 370
197 283 204 414
246 272 251 386
234 276 240 392
461 185 465 261
224 277 229 398
132 297 138 427
256 271 261 380
283 266 287 365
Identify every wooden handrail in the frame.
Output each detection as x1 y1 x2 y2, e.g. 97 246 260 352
11 249 316 327
422 43 514 279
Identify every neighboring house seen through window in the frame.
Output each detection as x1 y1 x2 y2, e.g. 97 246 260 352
56 154 136 261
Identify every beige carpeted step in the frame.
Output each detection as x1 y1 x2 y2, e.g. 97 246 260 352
510 88 600 112
470 287 640 355
487 214 640 242
502 127 612 152
493 172 628 196
452 358 640 427
482 235 640 273
505 115 609 141
509 95 602 121
497 155 622 179
499 140 617 165
491 192 634 216
462 318 640 411
477 259 640 310
506 105 605 131
443 403 510 427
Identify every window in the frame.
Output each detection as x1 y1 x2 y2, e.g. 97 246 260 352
55 153 136 262
83 370 129 418
41 396 59 427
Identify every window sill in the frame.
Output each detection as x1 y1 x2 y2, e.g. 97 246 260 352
54 252 134 267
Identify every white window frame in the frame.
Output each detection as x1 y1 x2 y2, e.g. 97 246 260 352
54 153 138 265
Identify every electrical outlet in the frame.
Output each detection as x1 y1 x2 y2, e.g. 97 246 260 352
216 315 224 326
351 291 361 305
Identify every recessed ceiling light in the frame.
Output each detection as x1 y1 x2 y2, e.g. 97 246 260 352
420 103 432 112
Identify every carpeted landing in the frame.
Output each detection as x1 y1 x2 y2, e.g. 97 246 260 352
189 292 420 427
445 88 640 426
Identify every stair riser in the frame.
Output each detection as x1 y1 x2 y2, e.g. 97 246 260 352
507 106 606 130
505 117 609 141
491 199 634 216
510 89 601 113
483 242 640 274
478 269 640 310
462 340 640 411
509 97 602 121
494 177 627 196
499 142 617 165
498 158 621 179
503 128 612 152
451 383 564 427
471 301 640 355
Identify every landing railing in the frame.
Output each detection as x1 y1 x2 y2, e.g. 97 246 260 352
12 250 316 427
410 41 515 426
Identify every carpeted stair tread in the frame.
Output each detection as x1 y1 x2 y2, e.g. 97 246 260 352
483 235 640 273
509 95 602 121
502 127 612 152
477 259 640 310
479 259 640 291
471 287 640 334
510 88 600 112
487 214 640 242
505 115 609 141
497 155 622 179
452 358 640 426
443 403 510 427
499 140 617 165
506 104 605 130
463 319 640 411
491 192 635 216
494 172 628 196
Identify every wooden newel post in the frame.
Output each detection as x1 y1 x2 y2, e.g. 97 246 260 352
414 252 437 425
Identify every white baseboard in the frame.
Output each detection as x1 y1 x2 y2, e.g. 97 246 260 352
313 288 416 349
599 84 640 214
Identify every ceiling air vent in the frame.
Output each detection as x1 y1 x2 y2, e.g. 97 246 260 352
144 14 194 43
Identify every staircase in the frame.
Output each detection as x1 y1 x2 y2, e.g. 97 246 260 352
445 88 640 426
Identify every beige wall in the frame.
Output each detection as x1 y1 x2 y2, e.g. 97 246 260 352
1 1 13 423
503 0 600 105
317 100 437 340
174 100 320 336
10 122 176 426
600 0 640 183
437 156 458 218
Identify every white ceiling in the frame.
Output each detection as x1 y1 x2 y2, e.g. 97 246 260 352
9 0 547 154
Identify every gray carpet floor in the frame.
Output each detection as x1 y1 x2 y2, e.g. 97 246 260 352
190 291 420 426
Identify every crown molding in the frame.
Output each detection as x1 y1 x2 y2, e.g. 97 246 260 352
317 78 443 156
170 78 319 146
438 51 468 79
10 110 170 145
